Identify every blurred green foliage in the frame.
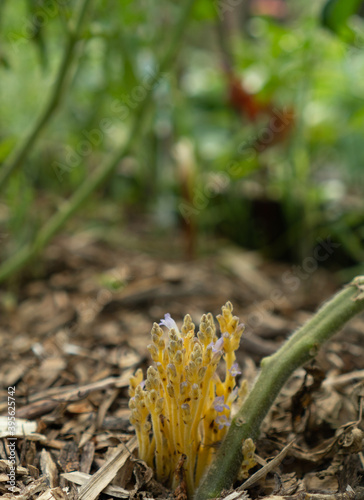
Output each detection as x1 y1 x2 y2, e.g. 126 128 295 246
1 0 364 280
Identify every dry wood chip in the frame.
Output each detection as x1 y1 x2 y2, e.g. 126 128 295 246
238 440 295 491
79 441 95 474
27 463 39 479
0 460 29 476
0 361 33 388
323 370 364 389
75 436 137 500
58 441 79 474
40 449 58 488
222 491 250 500
66 400 95 414
257 485 355 500
78 420 97 449
62 470 130 498
0 416 37 439
96 388 119 428
0 476 47 499
30 373 131 403
15 373 131 419
36 487 68 500
36 357 67 391
304 471 339 492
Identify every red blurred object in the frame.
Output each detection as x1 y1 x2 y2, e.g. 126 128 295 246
251 0 288 19
227 74 267 122
252 104 295 151
226 72 295 149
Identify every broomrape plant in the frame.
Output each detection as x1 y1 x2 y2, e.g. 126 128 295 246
129 276 364 500
128 302 256 495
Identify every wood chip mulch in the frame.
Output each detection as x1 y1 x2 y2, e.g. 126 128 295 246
0 234 363 499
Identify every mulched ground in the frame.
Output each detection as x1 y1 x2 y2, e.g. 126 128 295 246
0 233 363 499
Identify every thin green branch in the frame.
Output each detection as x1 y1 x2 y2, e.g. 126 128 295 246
0 0 195 283
194 276 364 500
0 0 92 191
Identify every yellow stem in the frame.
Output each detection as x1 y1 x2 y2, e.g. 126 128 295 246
150 412 164 480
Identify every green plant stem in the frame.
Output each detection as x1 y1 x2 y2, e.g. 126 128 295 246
194 276 364 500
0 0 195 283
0 0 92 191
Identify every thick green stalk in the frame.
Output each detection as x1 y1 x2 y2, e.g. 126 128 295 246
0 0 195 283
194 276 364 500
0 0 92 191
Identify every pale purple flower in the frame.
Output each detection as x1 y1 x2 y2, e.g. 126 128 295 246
229 363 241 377
213 396 230 413
159 313 179 332
215 415 231 429
208 337 224 353
139 380 146 390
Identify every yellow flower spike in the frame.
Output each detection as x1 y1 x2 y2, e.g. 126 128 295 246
182 329 195 359
206 312 216 331
151 322 164 337
182 314 194 335
238 438 256 480
128 368 143 396
145 389 165 479
128 304 251 498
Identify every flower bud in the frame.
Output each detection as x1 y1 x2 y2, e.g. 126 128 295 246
158 338 166 350
175 350 183 365
147 343 159 361
180 381 188 397
156 398 164 414
148 389 158 405
212 350 222 365
181 403 192 422
198 366 207 381
182 314 194 335
191 383 200 400
194 356 203 367
147 366 158 378
151 322 163 338
197 331 206 344
167 383 175 398
169 331 178 342
167 363 177 380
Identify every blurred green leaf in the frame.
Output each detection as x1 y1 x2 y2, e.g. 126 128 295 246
321 0 364 43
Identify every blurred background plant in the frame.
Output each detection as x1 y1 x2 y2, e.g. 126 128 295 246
1 0 364 284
